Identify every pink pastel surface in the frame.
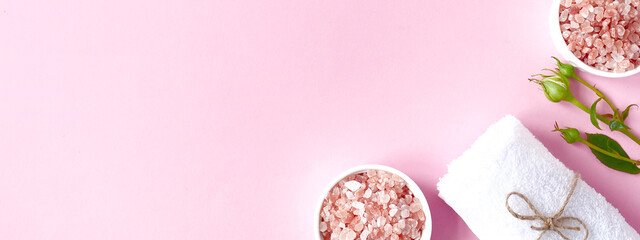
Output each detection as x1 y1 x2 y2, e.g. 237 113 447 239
1 0 639 239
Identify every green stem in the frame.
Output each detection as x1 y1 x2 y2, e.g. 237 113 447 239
567 96 611 124
568 96 640 145
578 139 640 165
574 76 618 114
621 129 640 145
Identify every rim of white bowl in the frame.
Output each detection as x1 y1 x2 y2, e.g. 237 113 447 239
315 164 432 240
549 0 640 78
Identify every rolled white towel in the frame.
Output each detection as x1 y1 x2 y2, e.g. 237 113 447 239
437 115 639 240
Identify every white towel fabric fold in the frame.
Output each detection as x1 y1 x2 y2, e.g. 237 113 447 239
437 115 639 240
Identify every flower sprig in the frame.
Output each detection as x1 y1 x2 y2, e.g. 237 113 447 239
530 57 640 174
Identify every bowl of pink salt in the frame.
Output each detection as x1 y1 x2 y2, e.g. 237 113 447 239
550 0 640 77
315 165 432 240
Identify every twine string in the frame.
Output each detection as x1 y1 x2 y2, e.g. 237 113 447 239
505 173 589 240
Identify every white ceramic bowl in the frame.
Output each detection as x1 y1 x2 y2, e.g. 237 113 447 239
549 0 640 78
315 164 432 240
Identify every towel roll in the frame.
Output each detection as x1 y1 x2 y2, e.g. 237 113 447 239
437 115 639 240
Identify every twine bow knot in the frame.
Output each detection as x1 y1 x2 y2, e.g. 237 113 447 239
505 173 589 240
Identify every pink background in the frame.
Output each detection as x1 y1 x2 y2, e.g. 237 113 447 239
1 0 639 239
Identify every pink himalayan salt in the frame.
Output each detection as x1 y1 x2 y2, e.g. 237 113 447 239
319 170 426 240
560 0 640 73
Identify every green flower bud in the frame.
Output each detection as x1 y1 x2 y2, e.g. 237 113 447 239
539 75 571 103
553 56 577 79
554 124 581 144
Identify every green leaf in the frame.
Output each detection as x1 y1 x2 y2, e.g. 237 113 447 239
622 104 638 121
590 98 602 130
586 133 640 174
609 120 630 131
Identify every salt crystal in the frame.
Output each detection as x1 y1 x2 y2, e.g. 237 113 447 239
620 59 632 68
411 229 420 239
345 191 355 199
594 38 605 48
360 230 369 240
605 8 618 18
586 23 595 33
604 38 614 47
589 48 599 59
575 50 584 58
401 209 410 218
365 170 376 178
623 4 631 15
352 201 365 211
585 36 594 46
344 229 357 240
617 25 626 37
344 181 362 192
417 210 426 221
380 193 391 204
363 189 372 198
376 216 386 227
603 18 611 28
320 222 328 232
571 21 580 29
580 7 590 18
575 14 586 23
409 202 422 213
389 208 398 217
389 189 397 200
384 224 393 237
332 228 342 239
561 9 570 21
407 219 418 229
400 220 410 235
352 224 363 233
398 219 406 229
